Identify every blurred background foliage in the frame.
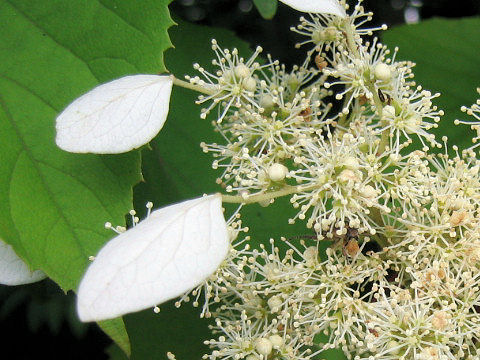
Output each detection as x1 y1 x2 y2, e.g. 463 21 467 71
1 0 479 359
171 0 480 67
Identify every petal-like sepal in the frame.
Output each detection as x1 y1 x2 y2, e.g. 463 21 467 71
279 0 346 17
77 194 229 322
0 238 46 285
56 75 173 154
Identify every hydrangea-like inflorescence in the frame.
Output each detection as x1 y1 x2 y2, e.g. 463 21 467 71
173 0 480 358
81 0 480 359
176 1 480 359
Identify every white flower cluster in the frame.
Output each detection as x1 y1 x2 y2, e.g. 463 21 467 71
193 0 443 238
177 1 480 359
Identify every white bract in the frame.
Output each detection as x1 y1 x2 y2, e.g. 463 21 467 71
77 194 229 322
0 238 46 285
279 0 346 17
56 75 173 154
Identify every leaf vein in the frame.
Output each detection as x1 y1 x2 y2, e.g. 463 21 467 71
0 95 89 270
5 0 100 82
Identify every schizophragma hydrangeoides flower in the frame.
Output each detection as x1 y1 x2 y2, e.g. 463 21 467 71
52 0 480 358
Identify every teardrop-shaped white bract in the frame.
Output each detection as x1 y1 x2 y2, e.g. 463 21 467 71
56 75 173 154
279 0 346 17
77 194 229 322
0 238 46 285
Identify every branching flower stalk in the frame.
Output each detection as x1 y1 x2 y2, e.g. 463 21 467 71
165 1 480 359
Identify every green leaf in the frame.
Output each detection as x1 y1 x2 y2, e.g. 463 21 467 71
383 17 480 149
99 318 131 357
106 343 129 360
253 0 278 19
0 0 174 353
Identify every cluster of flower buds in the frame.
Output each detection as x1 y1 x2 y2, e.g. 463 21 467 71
183 1 480 359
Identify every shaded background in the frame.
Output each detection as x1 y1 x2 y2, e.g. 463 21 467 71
171 0 480 67
1 0 479 359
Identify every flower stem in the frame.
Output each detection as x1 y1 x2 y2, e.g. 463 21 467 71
221 184 316 205
172 77 215 95
344 18 360 59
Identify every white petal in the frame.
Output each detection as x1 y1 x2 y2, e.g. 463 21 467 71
56 75 173 154
279 0 346 17
0 238 46 285
77 194 229 322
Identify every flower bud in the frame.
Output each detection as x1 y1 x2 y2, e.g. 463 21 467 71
386 340 400 355
267 296 283 312
432 310 450 330
219 70 234 84
360 185 378 199
339 169 359 183
260 94 275 109
268 163 288 182
449 210 468 226
244 77 257 92
254 338 273 357
343 156 360 170
234 64 251 79
404 114 421 134
374 63 392 82
269 334 284 348
303 246 318 265
383 105 396 118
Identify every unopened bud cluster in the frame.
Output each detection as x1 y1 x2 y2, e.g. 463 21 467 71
180 1 480 359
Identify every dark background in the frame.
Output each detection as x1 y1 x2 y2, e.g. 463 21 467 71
1 0 478 359
171 0 480 67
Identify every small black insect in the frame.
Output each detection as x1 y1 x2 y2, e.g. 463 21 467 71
377 88 392 105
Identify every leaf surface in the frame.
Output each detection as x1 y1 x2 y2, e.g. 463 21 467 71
0 0 174 352
99 318 131 357
253 0 278 19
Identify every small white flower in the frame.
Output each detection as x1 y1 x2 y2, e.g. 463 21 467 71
188 41 272 122
254 338 273 357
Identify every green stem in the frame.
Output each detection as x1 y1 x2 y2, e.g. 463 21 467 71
172 77 215 96
365 81 390 154
378 130 390 154
337 92 355 128
368 207 389 248
344 18 360 59
221 184 316 205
